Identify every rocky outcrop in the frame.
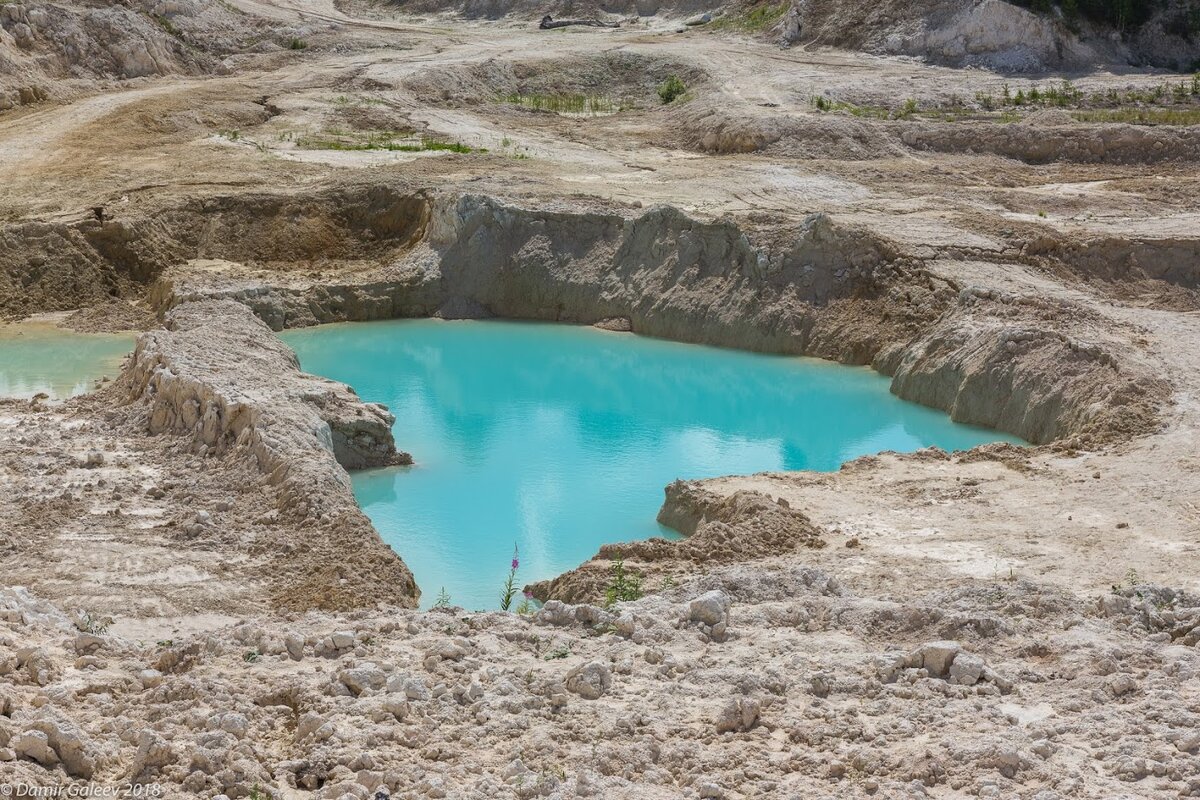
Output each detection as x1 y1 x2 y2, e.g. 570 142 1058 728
121 299 419 608
125 299 409 474
529 483 826 604
881 299 1169 444
774 0 1199 72
0 185 432 320
900 119 1200 166
674 100 1200 165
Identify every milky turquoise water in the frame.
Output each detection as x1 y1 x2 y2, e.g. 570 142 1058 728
0 326 132 399
283 319 1020 609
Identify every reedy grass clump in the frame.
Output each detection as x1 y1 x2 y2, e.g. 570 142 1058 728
296 130 481 153
502 93 629 115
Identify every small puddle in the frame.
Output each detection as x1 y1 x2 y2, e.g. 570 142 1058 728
284 319 1022 609
0 322 133 400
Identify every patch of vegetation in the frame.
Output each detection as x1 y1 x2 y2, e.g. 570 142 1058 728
296 130 482 153
543 645 571 660
502 93 628 115
711 1 790 32
602 554 643 608
288 37 308 50
1072 106 1200 124
433 586 452 608
812 73 1200 126
1008 0 1162 33
331 94 385 107
153 14 183 38
500 544 520 611
810 96 912 120
657 75 688 105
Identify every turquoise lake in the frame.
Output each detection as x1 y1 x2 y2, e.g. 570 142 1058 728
283 319 1019 609
0 325 132 400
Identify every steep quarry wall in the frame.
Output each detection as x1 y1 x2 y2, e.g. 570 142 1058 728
776 0 1200 71
0 185 1170 454
674 102 1200 165
146 192 1166 447
0 186 430 319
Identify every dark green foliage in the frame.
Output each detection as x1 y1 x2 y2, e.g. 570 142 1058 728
603 554 643 608
657 75 687 104
1007 0 1159 32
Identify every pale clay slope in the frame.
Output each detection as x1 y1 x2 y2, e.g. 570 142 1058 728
1 0 1200 798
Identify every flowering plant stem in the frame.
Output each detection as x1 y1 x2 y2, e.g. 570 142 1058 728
500 544 520 611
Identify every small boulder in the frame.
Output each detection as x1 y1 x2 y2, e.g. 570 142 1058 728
72 634 105 655
715 697 760 734
129 730 174 778
689 591 730 626
340 666 387 696
908 641 961 678
330 630 355 650
949 653 985 686
26 716 98 778
565 661 612 700
137 669 165 690
13 730 59 768
284 632 304 661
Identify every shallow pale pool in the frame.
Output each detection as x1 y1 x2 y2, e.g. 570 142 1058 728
0 324 132 399
283 319 1019 609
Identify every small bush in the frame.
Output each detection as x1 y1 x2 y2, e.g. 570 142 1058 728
658 75 687 105
288 37 308 50
603 554 643 608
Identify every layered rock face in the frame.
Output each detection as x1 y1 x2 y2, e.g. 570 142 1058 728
126 299 409 475
153 191 1162 447
774 0 1200 71
121 299 419 607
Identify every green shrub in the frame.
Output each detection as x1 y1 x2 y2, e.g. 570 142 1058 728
603 554 642 607
1007 0 1152 32
657 75 687 104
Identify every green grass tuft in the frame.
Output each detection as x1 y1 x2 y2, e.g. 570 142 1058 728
710 1 789 32
657 75 687 105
